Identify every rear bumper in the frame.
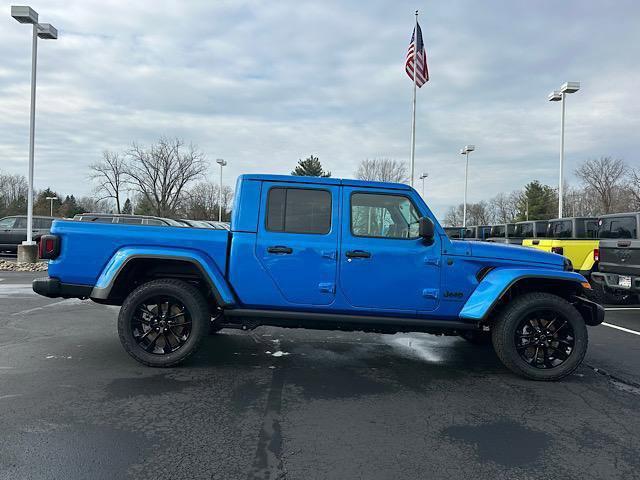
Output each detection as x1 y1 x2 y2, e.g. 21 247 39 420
573 296 605 326
591 272 640 294
32 277 93 299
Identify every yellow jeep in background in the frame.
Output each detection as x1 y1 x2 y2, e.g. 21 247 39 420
523 217 599 277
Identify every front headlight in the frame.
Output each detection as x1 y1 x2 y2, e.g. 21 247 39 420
563 257 573 271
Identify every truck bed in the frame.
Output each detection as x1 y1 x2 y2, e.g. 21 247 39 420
47 220 230 287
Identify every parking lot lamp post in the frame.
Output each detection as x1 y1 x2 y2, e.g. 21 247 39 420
45 196 58 216
419 172 429 198
11 6 57 248
460 145 475 227
548 82 579 218
216 159 227 222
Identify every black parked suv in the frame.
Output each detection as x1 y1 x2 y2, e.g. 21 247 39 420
591 212 640 304
0 215 55 252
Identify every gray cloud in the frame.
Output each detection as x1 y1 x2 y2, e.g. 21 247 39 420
1 0 639 219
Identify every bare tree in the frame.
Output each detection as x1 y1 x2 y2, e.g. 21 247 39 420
182 181 234 221
443 202 492 226
574 157 627 214
90 151 128 213
0 172 28 216
627 168 640 210
355 158 409 183
489 191 520 223
125 138 208 217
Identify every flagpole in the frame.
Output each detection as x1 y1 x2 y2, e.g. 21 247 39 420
409 10 418 187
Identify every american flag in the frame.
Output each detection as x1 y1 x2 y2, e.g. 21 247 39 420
405 22 429 87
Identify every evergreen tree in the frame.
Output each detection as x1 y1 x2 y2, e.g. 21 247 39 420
517 180 557 221
291 155 331 177
122 198 133 214
59 195 85 218
34 188 60 216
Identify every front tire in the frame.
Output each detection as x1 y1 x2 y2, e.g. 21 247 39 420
118 279 210 367
491 292 588 381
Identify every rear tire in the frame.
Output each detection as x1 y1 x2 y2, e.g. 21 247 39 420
491 292 588 381
118 279 210 367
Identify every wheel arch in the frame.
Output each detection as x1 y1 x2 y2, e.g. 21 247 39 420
90 247 236 307
460 268 588 323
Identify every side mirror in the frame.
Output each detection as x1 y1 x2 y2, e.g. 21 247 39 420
419 217 435 242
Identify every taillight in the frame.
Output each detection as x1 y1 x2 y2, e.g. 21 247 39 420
594 248 599 262
38 235 60 260
551 246 564 255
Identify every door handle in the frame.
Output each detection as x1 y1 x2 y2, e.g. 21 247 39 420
345 250 371 259
267 245 293 254
617 240 631 248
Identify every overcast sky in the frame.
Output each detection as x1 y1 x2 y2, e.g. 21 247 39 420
1 0 639 218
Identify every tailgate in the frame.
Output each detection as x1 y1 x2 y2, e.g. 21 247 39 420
599 239 640 276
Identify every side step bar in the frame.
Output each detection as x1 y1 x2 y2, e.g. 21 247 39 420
222 308 479 334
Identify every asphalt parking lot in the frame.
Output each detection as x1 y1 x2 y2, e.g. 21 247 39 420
1 271 639 480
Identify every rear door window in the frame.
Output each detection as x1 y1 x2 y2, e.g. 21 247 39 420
599 217 637 239
267 187 332 235
14 217 27 228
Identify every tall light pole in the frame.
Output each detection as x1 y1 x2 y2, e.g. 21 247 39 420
460 145 475 227
11 6 57 259
45 196 58 216
548 81 580 218
419 172 429 198
216 159 227 222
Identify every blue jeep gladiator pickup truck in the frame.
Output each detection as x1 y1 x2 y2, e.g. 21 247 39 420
33 174 604 380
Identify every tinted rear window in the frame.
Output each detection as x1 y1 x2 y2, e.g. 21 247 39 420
492 225 506 237
598 216 637 239
266 187 331 234
585 220 598 238
548 220 572 238
515 223 533 237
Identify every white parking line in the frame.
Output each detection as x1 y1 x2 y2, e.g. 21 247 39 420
602 322 640 336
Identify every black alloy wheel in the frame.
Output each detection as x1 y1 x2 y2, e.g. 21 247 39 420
514 311 575 369
118 279 209 367
132 295 192 355
491 292 588 381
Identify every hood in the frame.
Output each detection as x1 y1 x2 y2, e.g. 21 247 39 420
453 240 565 268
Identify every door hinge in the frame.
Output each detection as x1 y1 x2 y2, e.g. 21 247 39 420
422 288 439 299
318 282 335 294
424 257 440 266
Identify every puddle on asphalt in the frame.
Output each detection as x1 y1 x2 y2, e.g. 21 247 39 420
443 420 551 467
385 335 445 363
